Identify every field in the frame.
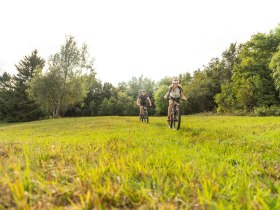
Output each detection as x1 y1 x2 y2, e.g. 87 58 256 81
0 116 279 209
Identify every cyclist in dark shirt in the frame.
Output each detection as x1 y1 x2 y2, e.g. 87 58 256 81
137 89 152 118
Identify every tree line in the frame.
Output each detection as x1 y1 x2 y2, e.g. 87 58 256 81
1 25 280 122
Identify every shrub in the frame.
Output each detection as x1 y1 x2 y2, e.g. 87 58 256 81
254 105 280 116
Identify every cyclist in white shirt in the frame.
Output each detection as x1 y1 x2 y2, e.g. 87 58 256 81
164 77 187 121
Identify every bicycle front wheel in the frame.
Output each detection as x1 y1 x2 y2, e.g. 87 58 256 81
168 114 173 128
143 111 149 123
173 107 181 130
140 114 144 122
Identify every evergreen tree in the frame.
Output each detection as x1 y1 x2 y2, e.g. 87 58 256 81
0 50 45 122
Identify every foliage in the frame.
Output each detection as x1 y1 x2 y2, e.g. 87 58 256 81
126 75 155 100
15 49 45 84
270 45 280 91
216 27 280 113
65 79 105 117
0 50 46 122
4 26 280 119
154 85 169 115
185 70 213 113
232 31 280 110
28 36 95 117
156 76 173 87
115 91 137 115
0 72 13 120
254 105 280 116
185 43 239 114
98 98 116 116
215 82 236 113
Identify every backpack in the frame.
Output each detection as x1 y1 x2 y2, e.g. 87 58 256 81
168 85 183 95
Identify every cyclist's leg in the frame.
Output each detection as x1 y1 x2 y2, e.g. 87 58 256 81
139 105 143 117
167 99 173 120
173 101 181 129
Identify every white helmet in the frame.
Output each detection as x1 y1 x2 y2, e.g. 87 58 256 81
172 77 179 84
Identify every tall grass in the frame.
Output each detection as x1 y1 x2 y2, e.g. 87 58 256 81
0 116 279 209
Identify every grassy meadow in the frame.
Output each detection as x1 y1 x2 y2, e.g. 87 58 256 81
0 115 279 209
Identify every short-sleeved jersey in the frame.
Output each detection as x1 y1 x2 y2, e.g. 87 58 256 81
138 94 150 105
167 85 183 99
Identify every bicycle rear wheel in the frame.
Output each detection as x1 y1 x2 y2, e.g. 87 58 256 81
173 107 181 130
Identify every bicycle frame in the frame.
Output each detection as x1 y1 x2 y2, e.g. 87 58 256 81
168 98 181 130
140 106 149 123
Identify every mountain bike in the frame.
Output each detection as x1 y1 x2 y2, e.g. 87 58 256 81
140 106 149 123
167 98 183 130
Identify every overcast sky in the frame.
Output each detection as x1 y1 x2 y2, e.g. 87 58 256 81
1 0 280 85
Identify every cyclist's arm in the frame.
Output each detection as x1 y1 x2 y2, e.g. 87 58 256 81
180 92 187 100
164 86 173 99
147 97 152 106
137 97 140 105
164 91 170 99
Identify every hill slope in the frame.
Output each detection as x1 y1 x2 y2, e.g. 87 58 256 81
0 116 279 209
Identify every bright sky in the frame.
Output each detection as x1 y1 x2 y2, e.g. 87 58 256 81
1 0 280 85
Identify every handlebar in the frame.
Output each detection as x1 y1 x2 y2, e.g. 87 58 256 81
166 97 187 101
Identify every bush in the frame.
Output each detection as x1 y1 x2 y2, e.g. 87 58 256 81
254 106 280 116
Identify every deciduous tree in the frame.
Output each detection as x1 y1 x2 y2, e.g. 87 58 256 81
29 36 95 117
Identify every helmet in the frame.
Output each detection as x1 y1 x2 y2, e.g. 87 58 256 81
172 77 179 84
141 89 146 92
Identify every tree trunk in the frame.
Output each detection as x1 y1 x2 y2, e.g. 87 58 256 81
53 102 61 118
54 106 60 118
